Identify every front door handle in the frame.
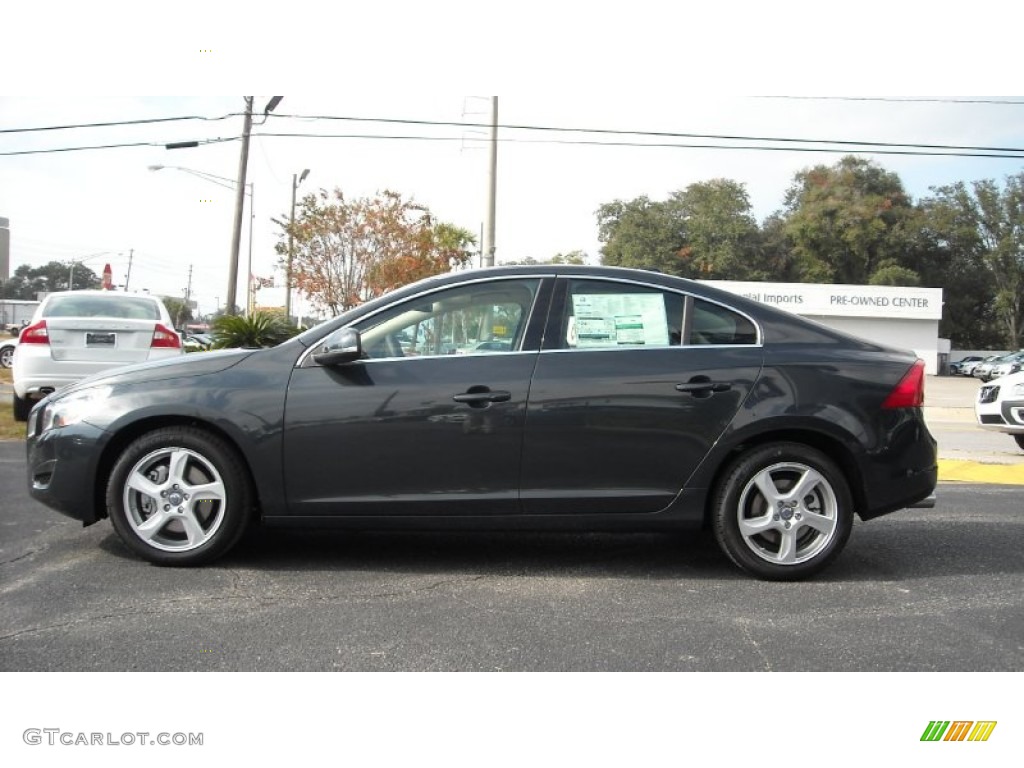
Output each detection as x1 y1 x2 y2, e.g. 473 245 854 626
453 387 512 407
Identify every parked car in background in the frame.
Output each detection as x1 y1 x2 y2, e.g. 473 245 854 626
12 291 183 421
986 351 1024 381
0 334 18 369
183 333 213 352
973 354 1015 382
24 266 937 580
961 356 996 377
976 370 1024 451
949 356 983 376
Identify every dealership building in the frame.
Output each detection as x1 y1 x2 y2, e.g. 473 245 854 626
702 280 947 375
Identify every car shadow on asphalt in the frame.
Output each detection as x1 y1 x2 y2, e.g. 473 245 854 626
92 520 1024 582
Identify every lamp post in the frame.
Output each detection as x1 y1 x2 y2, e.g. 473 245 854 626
286 169 310 324
149 164 255 315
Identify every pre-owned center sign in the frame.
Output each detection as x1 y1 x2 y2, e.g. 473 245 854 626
702 281 943 321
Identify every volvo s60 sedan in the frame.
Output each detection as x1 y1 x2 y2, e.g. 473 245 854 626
24 266 937 580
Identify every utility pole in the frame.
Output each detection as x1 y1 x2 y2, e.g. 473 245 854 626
226 97 254 315
182 264 193 329
124 249 134 291
286 169 310 324
482 96 498 267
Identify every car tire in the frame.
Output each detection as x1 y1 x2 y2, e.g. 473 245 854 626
0 345 13 368
1014 435 1024 452
13 393 31 422
712 442 854 581
106 426 253 566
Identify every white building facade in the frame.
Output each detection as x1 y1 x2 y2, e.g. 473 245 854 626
702 281 945 375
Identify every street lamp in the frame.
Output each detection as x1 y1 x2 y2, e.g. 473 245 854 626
286 168 310 323
149 164 256 315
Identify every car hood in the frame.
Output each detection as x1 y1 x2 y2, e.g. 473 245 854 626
988 370 1024 387
52 348 257 398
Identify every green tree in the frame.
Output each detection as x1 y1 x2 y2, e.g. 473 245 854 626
3 261 101 298
598 181 767 280
276 189 475 315
597 196 688 275
503 250 588 266
782 156 919 285
917 176 1024 348
668 179 763 280
161 297 193 330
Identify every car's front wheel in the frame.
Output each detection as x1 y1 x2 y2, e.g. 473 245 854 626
0 345 13 368
712 443 853 580
106 426 253 566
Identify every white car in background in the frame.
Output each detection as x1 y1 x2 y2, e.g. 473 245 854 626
976 370 1024 451
1 333 18 368
12 291 183 421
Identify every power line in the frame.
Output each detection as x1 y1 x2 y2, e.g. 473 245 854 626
0 136 239 157
249 131 1024 160
263 113 1024 154
4 113 1024 159
0 113 242 134
756 96 1024 106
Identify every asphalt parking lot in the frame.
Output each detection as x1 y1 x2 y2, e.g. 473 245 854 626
1 404 1022 671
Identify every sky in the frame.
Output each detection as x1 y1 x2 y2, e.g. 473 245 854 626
3 93 1022 322
2 2 1023 322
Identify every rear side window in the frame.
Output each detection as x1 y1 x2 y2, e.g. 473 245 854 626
689 299 758 345
44 295 161 320
559 280 685 350
554 280 758 349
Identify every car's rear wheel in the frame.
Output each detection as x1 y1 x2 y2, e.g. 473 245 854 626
0 346 13 368
106 426 252 566
13 393 31 422
1014 435 1024 451
712 442 853 580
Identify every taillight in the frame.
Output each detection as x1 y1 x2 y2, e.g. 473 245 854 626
20 320 49 344
882 359 925 409
151 323 182 349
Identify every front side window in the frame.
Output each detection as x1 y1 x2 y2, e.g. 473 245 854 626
356 278 540 359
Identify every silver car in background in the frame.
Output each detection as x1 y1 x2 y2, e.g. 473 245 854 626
12 291 183 420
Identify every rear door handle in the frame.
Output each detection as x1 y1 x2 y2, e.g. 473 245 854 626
452 387 512 407
675 380 732 395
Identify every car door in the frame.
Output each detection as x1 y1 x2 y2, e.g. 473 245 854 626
520 277 763 515
282 277 549 517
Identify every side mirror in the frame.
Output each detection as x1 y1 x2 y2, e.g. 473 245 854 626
312 328 363 366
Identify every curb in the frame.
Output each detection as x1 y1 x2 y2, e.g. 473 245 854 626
937 459 1024 485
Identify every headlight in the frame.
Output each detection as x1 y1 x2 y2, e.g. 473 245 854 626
37 385 112 434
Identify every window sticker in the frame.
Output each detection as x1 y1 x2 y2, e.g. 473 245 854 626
570 293 669 347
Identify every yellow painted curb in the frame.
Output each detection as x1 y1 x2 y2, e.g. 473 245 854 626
938 459 1024 485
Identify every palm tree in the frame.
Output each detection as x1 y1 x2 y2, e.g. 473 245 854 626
210 311 298 349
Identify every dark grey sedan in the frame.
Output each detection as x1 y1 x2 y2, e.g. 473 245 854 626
24 266 937 579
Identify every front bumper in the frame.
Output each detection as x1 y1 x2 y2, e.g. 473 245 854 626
26 415 110 525
975 384 1024 434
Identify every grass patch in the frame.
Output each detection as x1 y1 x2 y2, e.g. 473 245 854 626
0 368 27 440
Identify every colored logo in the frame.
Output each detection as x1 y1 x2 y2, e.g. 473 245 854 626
921 721 997 742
